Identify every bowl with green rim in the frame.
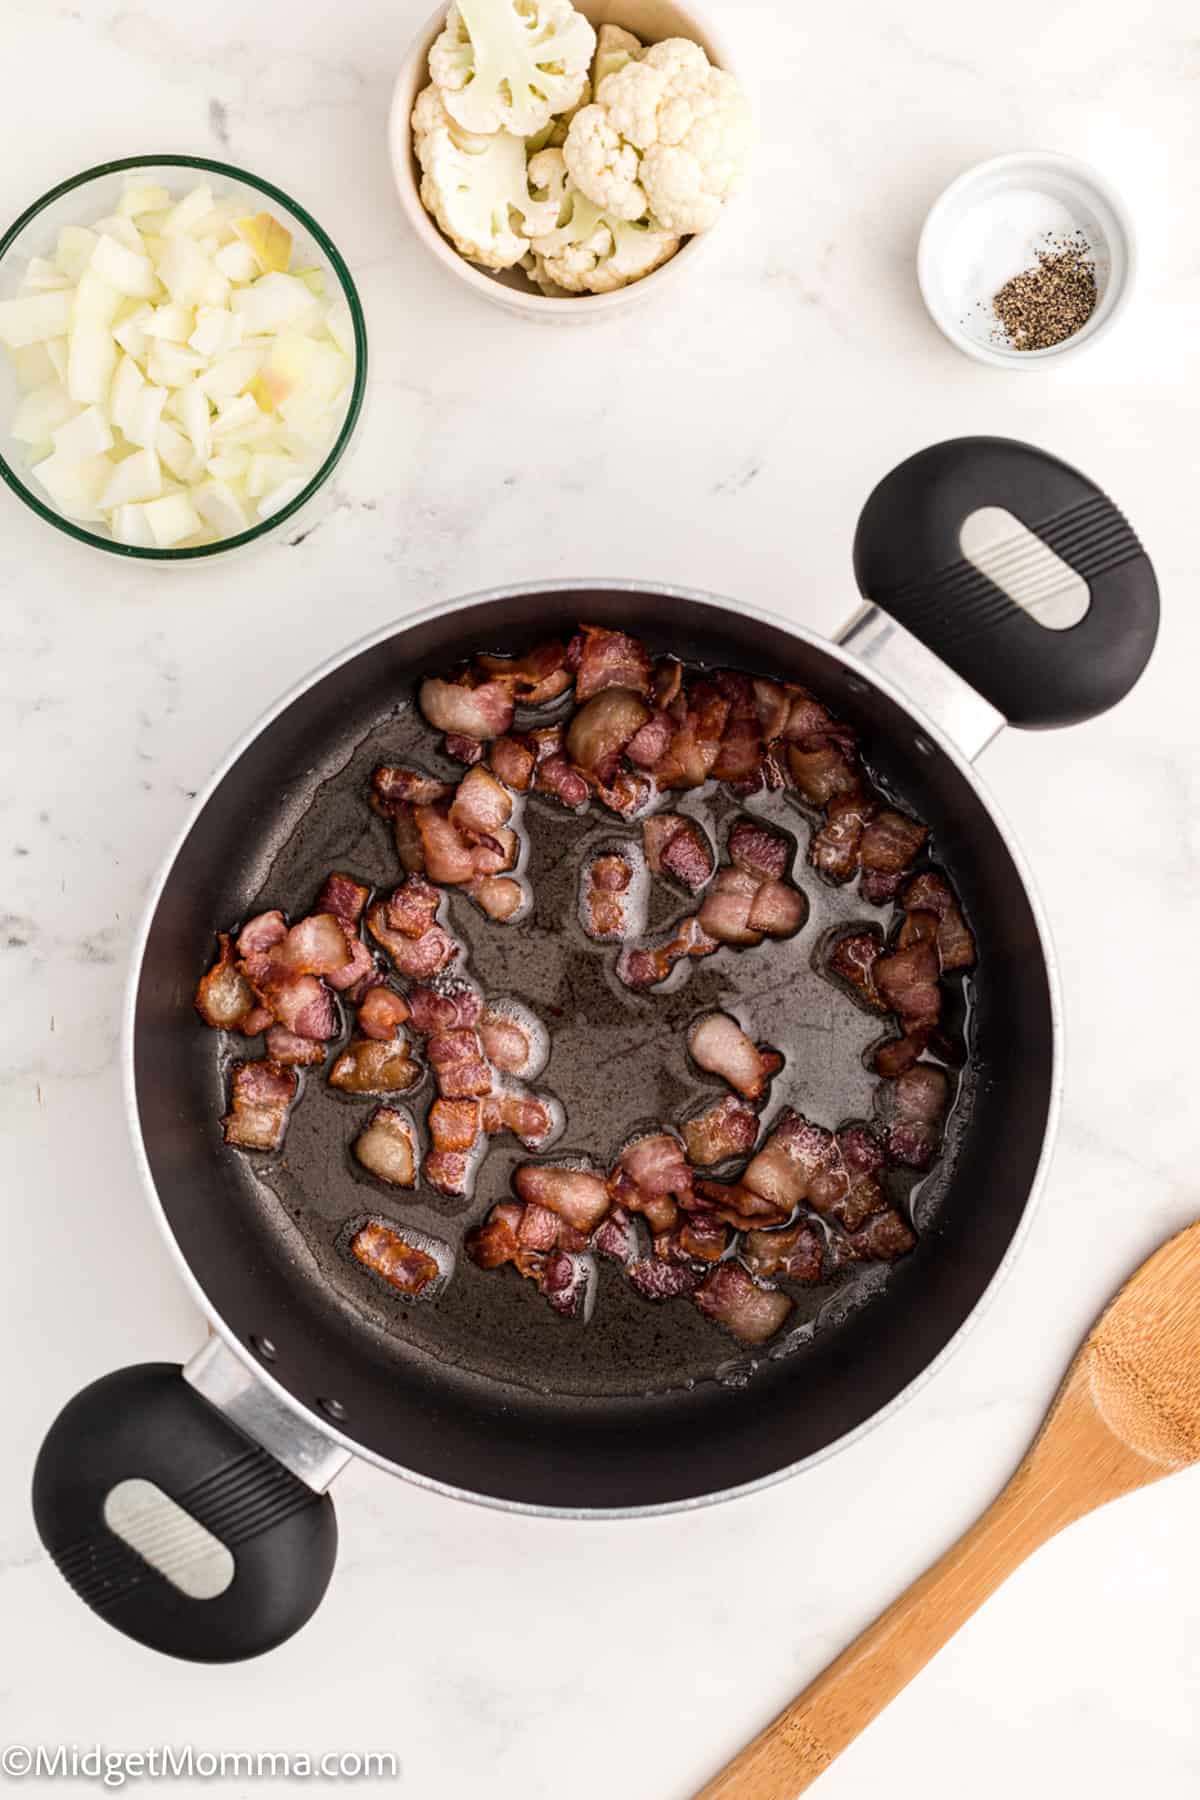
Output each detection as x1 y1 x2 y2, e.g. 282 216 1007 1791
0 154 367 562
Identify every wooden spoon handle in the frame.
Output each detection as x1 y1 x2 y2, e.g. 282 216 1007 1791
695 1474 1067 1799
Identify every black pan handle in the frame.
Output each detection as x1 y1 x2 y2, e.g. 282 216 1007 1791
32 1364 337 1663
852 437 1159 729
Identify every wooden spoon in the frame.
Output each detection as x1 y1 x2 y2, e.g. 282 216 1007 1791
696 1220 1200 1800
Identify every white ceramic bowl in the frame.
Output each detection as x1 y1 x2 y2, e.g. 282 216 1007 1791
389 0 742 322
917 151 1136 369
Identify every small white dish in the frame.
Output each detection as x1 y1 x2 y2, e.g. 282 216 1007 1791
917 151 1136 368
388 0 742 324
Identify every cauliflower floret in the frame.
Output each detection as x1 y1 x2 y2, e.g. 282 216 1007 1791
413 84 559 271
564 37 752 236
526 77 592 155
430 0 596 139
525 148 680 295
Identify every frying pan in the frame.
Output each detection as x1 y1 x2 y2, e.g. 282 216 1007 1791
33 438 1159 1663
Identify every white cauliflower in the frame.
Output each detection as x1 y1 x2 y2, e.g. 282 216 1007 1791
430 0 596 139
525 77 592 155
525 148 680 294
413 84 560 271
564 37 752 236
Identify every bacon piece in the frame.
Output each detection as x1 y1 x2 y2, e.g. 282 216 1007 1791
329 1037 421 1095
653 681 731 788
783 692 839 739
540 1250 592 1318
807 1126 887 1232
517 1203 562 1252
237 911 287 956
874 940 941 1033
240 1005 274 1036
481 1092 556 1149
356 986 410 1041
466 1201 524 1269
350 1221 441 1296
900 871 976 971
626 713 673 769
370 765 454 816
253 974 336 1040
411 802 484 885
872 1033 929 1078
581 851 636 941
827 927 887 1012
418 675 514 741
681 1094 760 1167
467 875 526 922
843 1208 916 1261
712 713 765 789
444 732 484 766
325 936 376 994
594 768 653 819
450 764 514 839
743 1220 824 1284
195 933 257 1029
697 866 764 946
570 625 653 703
753 679 792 741
221 1060 298 1152
314 872 369 928
859 809 928 904
669 1214 730 1263
617 914 718 991
272 913 350 979
407 984 482 1035
747 878 807 938
476 640 572 705
786 734 861 805
609 1172 678 1235
593 1208 640 1265
741 1110 837 1214
566 688 651 783
654 658 684 709
478 1008 530 1074
618 1133 692 1199
368 883 459 980
353 1106 418 1187
689 1178 790 1229
264 1025 326 1067
429 1097 481 1152
490 733 537 792
689 1012 782 1101
531 727 591 810
384 877 440 939
694 1263 793 1344
728 819 791 883
886 1064 950 1170
514 1164 610 1233
428 1028 493 1099
627 1259 701 1301
642 814 714 893
810 795 874 884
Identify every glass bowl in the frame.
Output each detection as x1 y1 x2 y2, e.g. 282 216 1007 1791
0 154 367 560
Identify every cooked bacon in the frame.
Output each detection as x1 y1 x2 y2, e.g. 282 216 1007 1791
270 913 350 979
315 871 370 927
467 875 527 922
383 876 440 939
594 768 653 818
356 986 410 1041
618 1133 693 1198
872 1033 929 1078
697 865 764 946
411 802 484 885
368 882 459 980
329 1037 421 1095
450 765 514 839
429 1098 481 1153
749 879 807 938
428 1028 493 1099
626 713 673 769
408 984 482 1035
786 734 861 805
481 1092 556 1149
653 681 730 788
843 1207 917 1261
325 936 376 994
609 1171 678 1234
681 1094 760 1167
753 679 792 741
477 640 573 706
418 675 514 741
490 733 537 792
539 1250 592 1318
694 1263 793 1344
237 911 287 956
380 920 459 980
240 1005 274 1036
565 688 651 783
689 1178 790 1229
466 1201 524 1269
477 1009 530 1074
350 1221 441 1296
370 765 453 816
581 852 636 941
874 940 941 1033
783 692 838 739
886 1064 950 1169
728 818 791 883
743 1220 824 1283
443 732 484 766
740 1109 837 1213
808 1125 887 1233
900 871 976 970
195 933 256 1030
514 1164 610 1233
675 1215 730 1263
253 973 337 1041
237 914 348 1038
530 728 591 810
654 657 684 709
264 1025 326 1067
570 625 652 703
353 1106 418 1187
712 713 765 789
617 914 718 991
689 1012 782 1101
627 1259 701 1300
593 1208 640 1265
828 927 887 1011
859 810 928 904
810 795 874 884
642 814 714 893
516 1202 561 1252
221 1059 297 1151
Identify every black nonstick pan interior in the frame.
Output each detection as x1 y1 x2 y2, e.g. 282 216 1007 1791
133 586 1055 1510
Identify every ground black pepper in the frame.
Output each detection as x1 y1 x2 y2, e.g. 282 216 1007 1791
991 232 1097 351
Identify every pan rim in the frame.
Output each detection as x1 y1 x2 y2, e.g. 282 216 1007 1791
122 579 1064 1518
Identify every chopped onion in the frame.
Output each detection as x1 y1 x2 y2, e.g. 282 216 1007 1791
3 179 355 546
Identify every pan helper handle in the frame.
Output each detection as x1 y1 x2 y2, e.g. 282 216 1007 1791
852 436 1159 732
32 1354 341 1662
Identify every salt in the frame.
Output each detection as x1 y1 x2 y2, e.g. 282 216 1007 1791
941 186 1096 348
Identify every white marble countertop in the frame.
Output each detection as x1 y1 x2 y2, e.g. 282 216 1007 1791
4 0 1200 1793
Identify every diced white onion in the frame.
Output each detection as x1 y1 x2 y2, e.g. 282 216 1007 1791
52 404 114 461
